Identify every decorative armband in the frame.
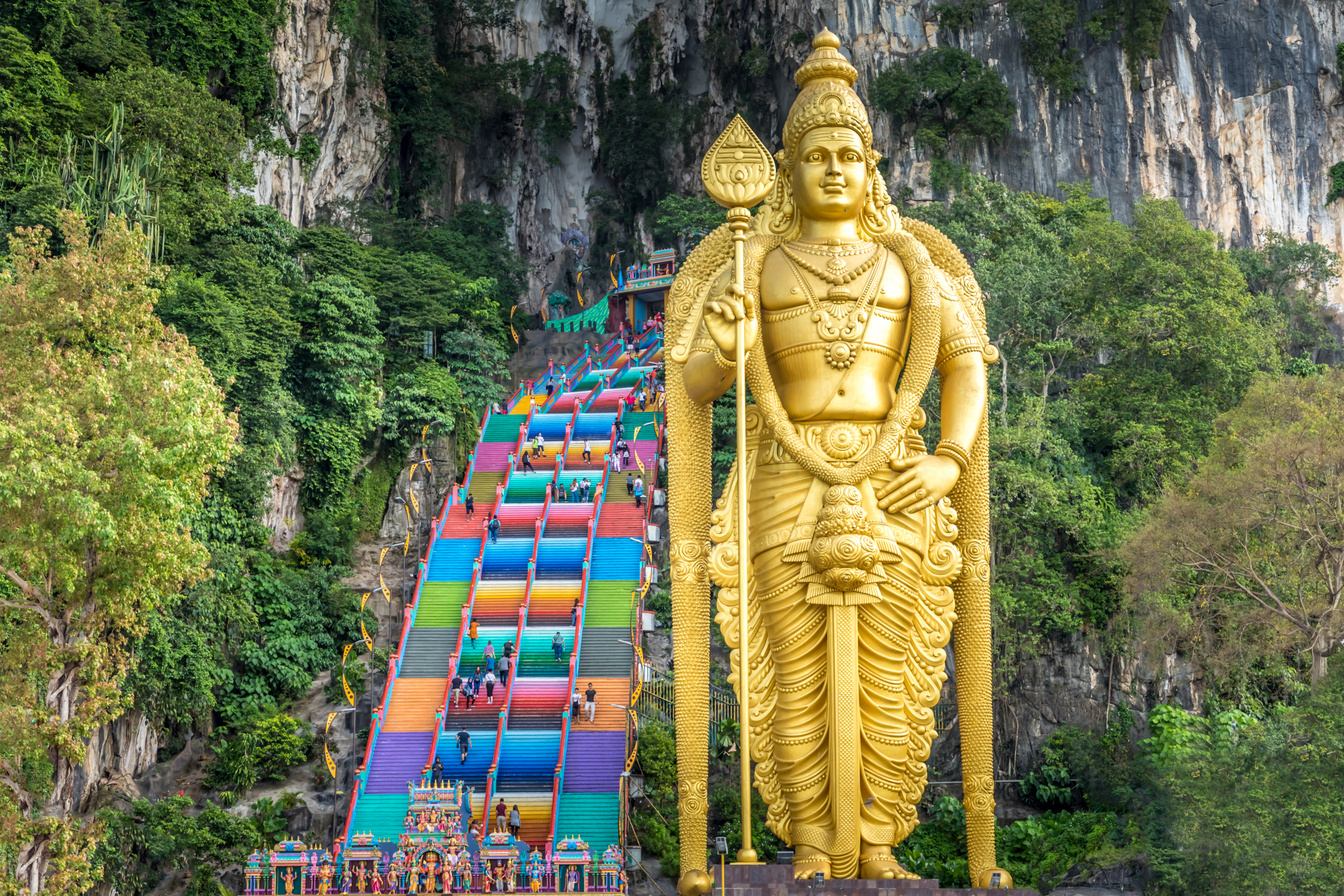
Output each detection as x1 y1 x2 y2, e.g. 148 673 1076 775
713 348 737 371
934 439 972 475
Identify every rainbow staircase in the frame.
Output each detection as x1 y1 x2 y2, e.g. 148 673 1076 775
344 331 663 860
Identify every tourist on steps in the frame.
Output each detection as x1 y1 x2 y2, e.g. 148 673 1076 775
552 632 565 661
457 727 471 764
498 653 510 686
570 599 579 627
537 433 546 456
469 619 479 646
521 452 533 472
634 476 645 509
626 472 634 496
571 685 582 721
509 805 522 837
496 797 508 833
484 669 497 704
585 683 597 723
582 439 592 462
484 640 495 663
488 514 500 544
431 756 444 787
465 494 475 519
450 673 463 708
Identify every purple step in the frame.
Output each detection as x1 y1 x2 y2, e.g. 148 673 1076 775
364 731 434 794
562 731 626 793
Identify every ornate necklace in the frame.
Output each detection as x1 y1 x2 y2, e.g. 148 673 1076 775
783 249 887 369
781 242 881 299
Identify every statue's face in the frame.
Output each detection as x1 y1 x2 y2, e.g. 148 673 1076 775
791 126 868 222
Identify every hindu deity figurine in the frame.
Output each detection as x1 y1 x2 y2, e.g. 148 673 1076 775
667 29 1009 889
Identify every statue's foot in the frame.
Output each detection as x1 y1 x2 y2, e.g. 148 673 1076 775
792 847 831 880
858 848 918 880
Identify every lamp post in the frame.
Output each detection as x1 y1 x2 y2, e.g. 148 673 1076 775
329 706 358 849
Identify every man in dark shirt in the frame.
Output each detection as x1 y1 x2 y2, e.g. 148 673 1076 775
431 756 444 786
457 727 471 764
584 683 597 723
450 673 463 708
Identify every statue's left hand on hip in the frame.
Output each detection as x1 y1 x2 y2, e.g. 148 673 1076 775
877 454 960 514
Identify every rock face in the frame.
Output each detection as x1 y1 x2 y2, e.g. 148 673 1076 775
261 463 306 552
255 0 1344 308
75 710 159 811
253 0 387 226
931 634 1203 782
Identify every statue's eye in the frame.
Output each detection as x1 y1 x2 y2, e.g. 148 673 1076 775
845 152 861 162
807 152 823 162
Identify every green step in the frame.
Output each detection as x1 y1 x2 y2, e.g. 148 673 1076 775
555 793 620 850
516 629 574 675
348 793 410 841
583 581 639 626
416 583 471 626
483 417 526 442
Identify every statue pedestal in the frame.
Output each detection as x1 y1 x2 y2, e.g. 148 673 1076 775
713 864 1038 896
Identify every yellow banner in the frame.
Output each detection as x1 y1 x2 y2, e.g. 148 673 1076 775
325 712 338 778
361 617 371 647
343 670 356 706
379 547 392 600
510 306 518 343
342 643 351 665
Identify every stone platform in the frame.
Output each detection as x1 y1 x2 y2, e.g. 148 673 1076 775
712 863 1038 896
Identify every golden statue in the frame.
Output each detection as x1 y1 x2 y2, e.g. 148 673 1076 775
665 29 1009 890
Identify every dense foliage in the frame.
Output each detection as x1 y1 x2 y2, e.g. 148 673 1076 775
0 7 529 892
0 214 238 896
872 46 1015 157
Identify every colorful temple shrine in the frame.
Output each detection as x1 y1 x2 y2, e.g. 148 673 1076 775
246 780 628 894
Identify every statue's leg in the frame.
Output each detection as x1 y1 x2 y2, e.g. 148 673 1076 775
854 591 924 880
753 552 832 878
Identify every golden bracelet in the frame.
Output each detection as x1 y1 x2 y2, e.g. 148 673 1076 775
712 348 737 371
934 439 972 475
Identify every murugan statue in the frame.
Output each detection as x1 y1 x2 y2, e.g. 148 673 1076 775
666 30 1008 889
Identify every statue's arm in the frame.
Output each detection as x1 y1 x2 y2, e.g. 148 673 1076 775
937 353 987 450
681 268 737 405
935 278 990 450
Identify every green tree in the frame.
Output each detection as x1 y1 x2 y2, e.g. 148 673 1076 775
1074 199 1279 503
124 0 285 116
1006 0 1083 91
1147 670 1344 894
92 795 257 896
1125 370 1344 686
0 213 238 896
382 362 464 452
1231 230 1341 362
652 195 726 256
75 66 252 251
0 26 81 162
870 46 1014 156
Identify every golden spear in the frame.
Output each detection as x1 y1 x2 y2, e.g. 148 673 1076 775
699 115 776 866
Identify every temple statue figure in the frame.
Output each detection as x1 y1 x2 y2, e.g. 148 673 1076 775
666 29 1008 889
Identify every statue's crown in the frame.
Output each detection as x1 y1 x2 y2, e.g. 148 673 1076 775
794 28 858 88
783 29 872 158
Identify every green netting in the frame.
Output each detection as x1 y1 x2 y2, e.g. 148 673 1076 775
544 294 609 332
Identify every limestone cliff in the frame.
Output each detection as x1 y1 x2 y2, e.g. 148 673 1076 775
252 0 387 226
254 0 1344 309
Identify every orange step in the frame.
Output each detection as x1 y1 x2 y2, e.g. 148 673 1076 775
382 679 447 731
